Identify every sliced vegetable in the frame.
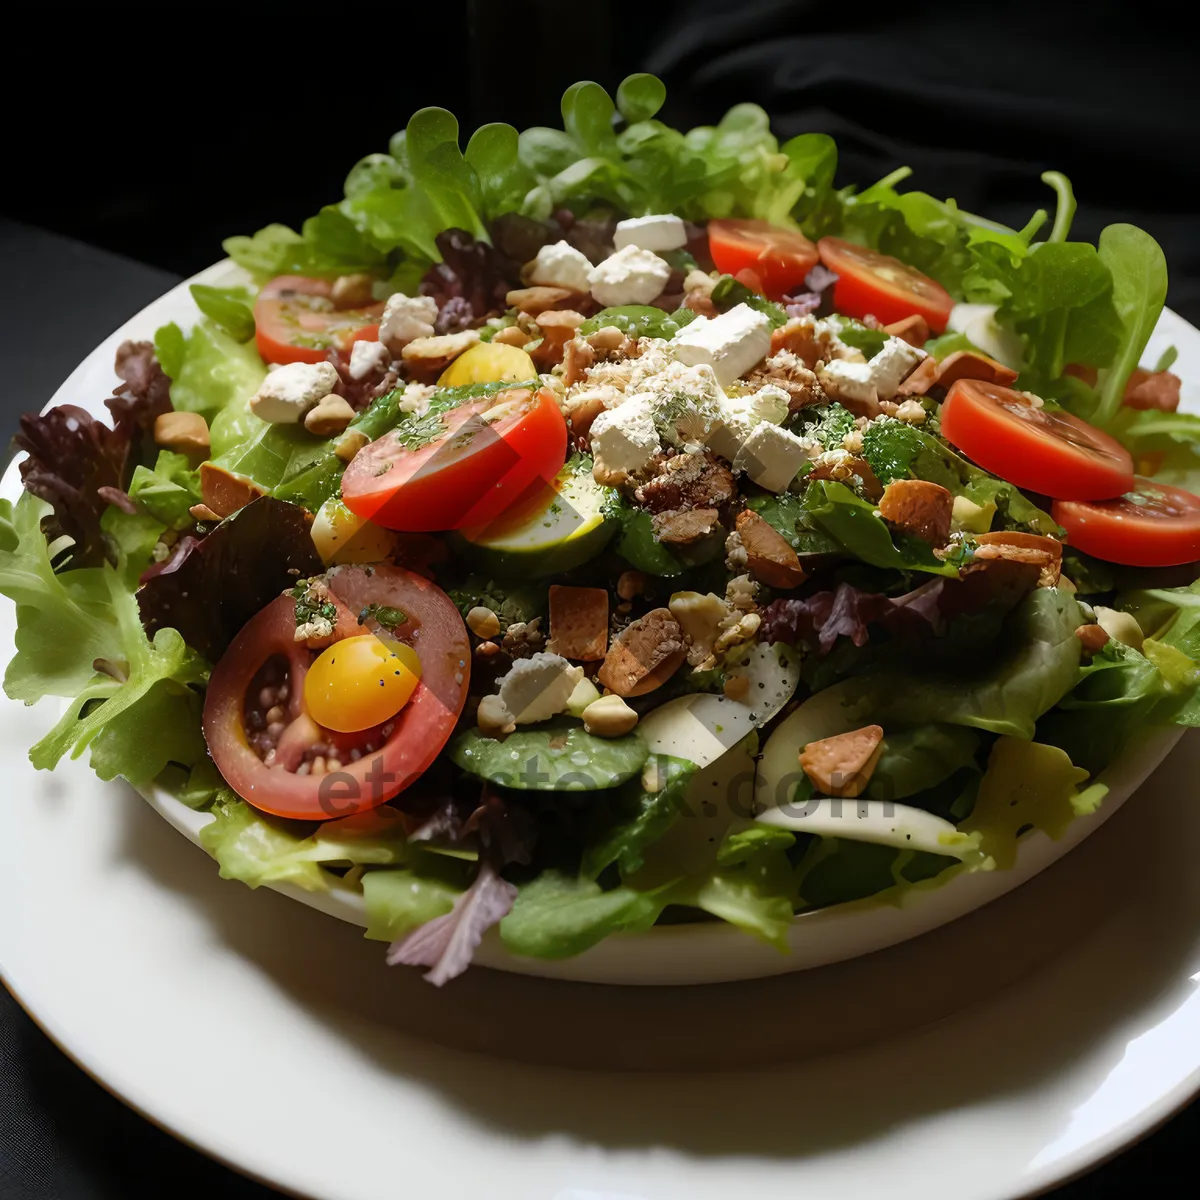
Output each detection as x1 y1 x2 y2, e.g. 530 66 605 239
437 341 537 388
1052 479 1200 567
817 236 954 332
254 275 383 365
707 218 819 300
304 635 421 733
940 379 1133 500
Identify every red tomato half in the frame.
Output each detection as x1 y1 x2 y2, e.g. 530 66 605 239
1053 479 1200 567
342 386 567 532
708 219 820 300
254 275 385 365
940 379 1134 501
817 237 955 333
202 566 470 820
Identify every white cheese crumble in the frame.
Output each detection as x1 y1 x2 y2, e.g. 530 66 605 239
588 245 672 307
529 240 593 293
671 304 772 386
496 652 585 725
249 361 339 424
733 422 815 492
348 339 389 380
379 293 438 353
613 213 688 253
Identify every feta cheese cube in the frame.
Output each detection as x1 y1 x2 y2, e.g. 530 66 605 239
348 339 389 380
868 338 926 399
529 240 593 293
819 337 926 406
706 384 790 462
671 304 772 386
588 245 672 307
496 652 585 725
249 361 339 424
589 395 661 479
643 362 726 448
379 292 438 353
733 422 814 492
613 213 688 253
817 359 877 407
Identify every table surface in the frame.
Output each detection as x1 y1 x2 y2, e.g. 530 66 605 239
0 216 1195 1198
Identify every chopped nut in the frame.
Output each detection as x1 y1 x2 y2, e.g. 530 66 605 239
474 640 501 660
581 693 639 737
878 478 953 546
723 674 751 701
893 399 928 425
883 315 931 347
334 429 370 463
501 618 545 659
1093 605 1144 651
1075 624 1110 656
973 531 1062 587
616 570 646 601
799 725 885 798
585 325 629 354
505 286 577 315
935 350 1019 389
725 573 759 612
896 356 940 397
199 463 266 519
466 606 502 639
303 394 356 437
547 585 609 661
669 590 732 669
735 510 806 590
477 693 516 739
714 610 761 654
531 309 586 370
330 273 376 309
807 453 883 502
597 607 686 697
562 337 597 387
1124 368 1182 412
154 410 210 458
653 507 721 546
400 330 480 377
841 429 864 454
188 503 221 523
492 325 531 348
565 388 611 445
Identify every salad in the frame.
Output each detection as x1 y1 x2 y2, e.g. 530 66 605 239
5 74 1200 987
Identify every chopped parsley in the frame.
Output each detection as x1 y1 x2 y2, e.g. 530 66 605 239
394 410 448 451
293 580 337 629
357 603 408 631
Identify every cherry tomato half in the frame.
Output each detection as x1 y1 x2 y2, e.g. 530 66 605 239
202 566 469 819
817 237 955 333
254 275 384 365
342 386 567 532
1053 479 1200 567
940 379 1134 501
707 218 820 300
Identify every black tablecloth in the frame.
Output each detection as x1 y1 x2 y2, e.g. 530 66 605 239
0 217 1194 1197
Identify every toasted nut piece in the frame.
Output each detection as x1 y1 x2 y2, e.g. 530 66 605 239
653 507 721 546
806 453 883 502
799 724 885 798
474 640 501 660
617 570 646 601
562 337 597 387
597 607 686 697
565 390 610 444
1124 368 1182 412
878 479 953 546
330 273 376 309
303 394 356 437
334 429 370 462
400 330 480 377
505 286 576 315
893 399 927 424
974 530 1062 587
466 606 502 639
723 674 751 701
581 693 639 737
895 356 940 397
532 309 586 370
883 315 931 347
1075 624 1110 656
547 585 609 661
935 350 1019 389
154 410 210 457
189 503 221 523
492 325 531 348
477 693 516 739
735 510 806 590
1093 605 1144 651
586 325 627 354
199 463 266 519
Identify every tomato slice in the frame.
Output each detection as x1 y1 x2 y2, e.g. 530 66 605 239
342 386 567 532
202 566 470 820
254 275 385 365
1053 479 1200 567
707 219 820 301
817 237 954 333
940 379 1134 501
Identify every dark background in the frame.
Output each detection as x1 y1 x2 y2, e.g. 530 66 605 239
2 2 1198 1195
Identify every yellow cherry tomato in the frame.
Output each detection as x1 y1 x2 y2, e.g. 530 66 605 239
437 341 536 388
304 635 421 733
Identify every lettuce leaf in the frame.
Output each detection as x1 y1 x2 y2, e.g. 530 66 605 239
198 793 329 893
153 318 266 421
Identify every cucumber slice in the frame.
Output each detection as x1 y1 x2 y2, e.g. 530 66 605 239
451 456 617 577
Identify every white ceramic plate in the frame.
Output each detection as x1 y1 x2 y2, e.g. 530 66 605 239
3 263 1198 986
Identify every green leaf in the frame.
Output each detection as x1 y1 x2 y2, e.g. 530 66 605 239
709 276 788 327
464 122 530 219
362 868 461 941
561 81 618 157
127 450 202 530
865 724 981 802
198 793 329 893
155 318 266 421
616 73 667 124
1094 224 1169 425
1041 171 1076 243
405 107 489 243
188 284 256 343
